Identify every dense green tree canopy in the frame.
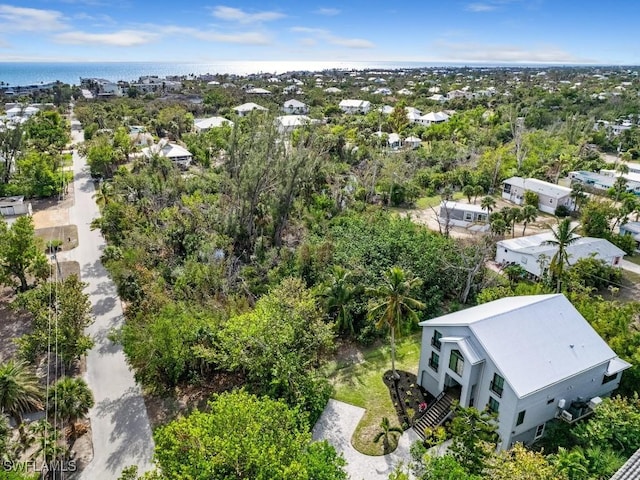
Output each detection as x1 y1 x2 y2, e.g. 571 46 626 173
153 390 347 480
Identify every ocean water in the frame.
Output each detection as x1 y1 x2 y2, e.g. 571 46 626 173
0 61 446 87
0 60 569 87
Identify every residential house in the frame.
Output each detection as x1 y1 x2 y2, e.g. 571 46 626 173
387 133 401 149
418 111 450 126
324 87 342 94
495 232 625 277
620 221 640 251
142 140 193 169
0 196 31 217
246 87 272 95
502 177 574 214
233 103 268 117
397 88 413 96
275 115 316 135
193 116 234 133
438 201 489 228
404 136 422 149
282 99 309 115
339 99 371 114
428 94 447 103
417 294 630 450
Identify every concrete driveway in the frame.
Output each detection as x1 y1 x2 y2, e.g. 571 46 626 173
62 128 154 478
312 399 418 480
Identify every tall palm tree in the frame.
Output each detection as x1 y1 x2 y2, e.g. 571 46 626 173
544 218 580 293
321 265 361 335
481 196 497 215
373 416 403 454
367 267 425 379
47 377 94 439
570 183 586 212
520 205 538 236
0 360 44 428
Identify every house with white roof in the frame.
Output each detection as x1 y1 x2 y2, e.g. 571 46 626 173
275 115 317 135
324 87 342 94
404 136 422 149
438 201 489 228
338 99 371 114
418 111 450 126
142 140 193 169
246 87 271 95
502 177 574 214
428 94 447 103
417 294 630 450
397 88 413 96
233 103 268 117
193 116 234 133
282 99 309 115
495 232 625 277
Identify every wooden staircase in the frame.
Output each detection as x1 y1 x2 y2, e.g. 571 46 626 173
413 389 458 439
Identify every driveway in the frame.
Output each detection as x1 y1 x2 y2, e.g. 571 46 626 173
312 399 418 480
621 259 640 275
62 128 154 478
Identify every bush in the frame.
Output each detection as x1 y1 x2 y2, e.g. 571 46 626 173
555 205 570 217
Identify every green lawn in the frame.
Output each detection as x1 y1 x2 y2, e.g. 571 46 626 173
328 334 422 456
414 192 464 209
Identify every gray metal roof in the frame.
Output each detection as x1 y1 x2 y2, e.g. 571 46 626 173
497 232 626 261
503 176 572 199
610 448 640 480
421 294 630 398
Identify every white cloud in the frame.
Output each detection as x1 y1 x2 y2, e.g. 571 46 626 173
211 5 284 23
314 7 341 16
165 26 270 45
433 41 592 63
466 3 497 12
0 4 66 31
291 26 374 49
55 30 159 47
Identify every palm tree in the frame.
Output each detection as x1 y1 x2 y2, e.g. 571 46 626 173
490 218 508 237
520 205 538 236
544 218 580 293
321 266 361 335
367 267 425 379
47 377 94 439
472 185 484 204
373 416 403 454
0 360 44 429
92 180 113 208
481 196 496 215
570 183 586 212
502 207 522 238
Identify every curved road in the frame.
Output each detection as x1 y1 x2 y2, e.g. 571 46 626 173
64 128 154 478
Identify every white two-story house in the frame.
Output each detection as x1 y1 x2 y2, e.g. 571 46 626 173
417 294 630 449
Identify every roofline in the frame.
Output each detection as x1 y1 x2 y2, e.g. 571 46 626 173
514 357 629 399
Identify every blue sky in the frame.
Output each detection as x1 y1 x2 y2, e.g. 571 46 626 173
0 0 638 64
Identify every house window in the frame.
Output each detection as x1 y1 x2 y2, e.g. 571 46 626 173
516 410 526 426
490 373 505 398
503 184 511 194
431 330 442 350
546 398 555 405
449 350 464 377
488 396 499 414
429 352 439 372
534 424 545 440
464 212 473 221
602 373 618 384
478 214 487 222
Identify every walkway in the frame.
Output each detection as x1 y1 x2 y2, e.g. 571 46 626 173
63 128 154 478
621 259 640 275
312 399 418 480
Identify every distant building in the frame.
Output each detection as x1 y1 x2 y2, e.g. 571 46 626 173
502 177 574 214
193 116 234 133
338 99 371 114
233 103 268 117
282 99 309 115
0 196 31 217
438 201 489 228
496 232 625 277
142 140 193 169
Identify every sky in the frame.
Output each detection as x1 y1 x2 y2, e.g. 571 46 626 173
0 0 639 64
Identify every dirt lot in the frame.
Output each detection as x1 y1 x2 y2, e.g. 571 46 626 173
35 225 79 251
400 196 558 239
30 179 74 230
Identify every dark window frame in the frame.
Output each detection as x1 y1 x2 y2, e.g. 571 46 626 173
429 351 440 372
490 372 505 398
449 349 464 377
488 396 500 414
516 410 526 426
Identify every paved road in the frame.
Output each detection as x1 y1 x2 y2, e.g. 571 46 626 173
621 259 640 275
312 399 419 480
63 129 154 478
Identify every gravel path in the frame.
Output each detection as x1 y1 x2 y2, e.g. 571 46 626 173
312 399 418 480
